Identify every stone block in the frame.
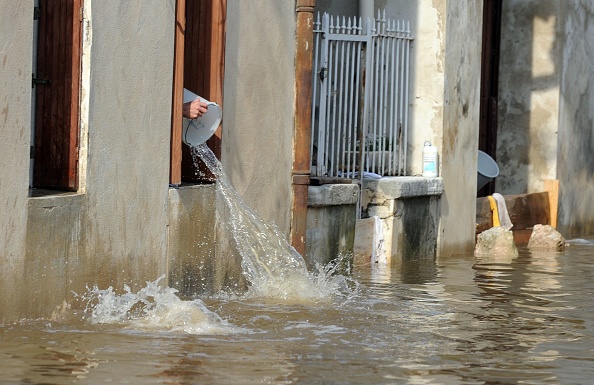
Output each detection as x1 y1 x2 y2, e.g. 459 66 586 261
527 224 565 251
475 226 518 258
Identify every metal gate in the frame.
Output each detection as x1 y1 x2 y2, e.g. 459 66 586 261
310 11 413 180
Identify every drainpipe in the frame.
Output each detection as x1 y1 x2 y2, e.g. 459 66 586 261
291 0 315 256
359 0 374 26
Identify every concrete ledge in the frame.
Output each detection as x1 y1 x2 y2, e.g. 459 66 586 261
308 183 359 207
363 176 444 200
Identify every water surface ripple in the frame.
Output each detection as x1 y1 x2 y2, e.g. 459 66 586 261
2 244 594 384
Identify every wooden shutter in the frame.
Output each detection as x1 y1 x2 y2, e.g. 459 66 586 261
33 0 82 191
181 0 225 183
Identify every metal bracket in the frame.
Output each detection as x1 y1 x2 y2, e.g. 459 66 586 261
32 74 50 88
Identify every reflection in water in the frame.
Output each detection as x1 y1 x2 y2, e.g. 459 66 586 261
2 244 594 383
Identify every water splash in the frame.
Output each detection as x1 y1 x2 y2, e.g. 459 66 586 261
77 276 241 334
192 144 353 302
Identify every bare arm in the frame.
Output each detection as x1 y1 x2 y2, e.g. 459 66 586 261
183 99 208 119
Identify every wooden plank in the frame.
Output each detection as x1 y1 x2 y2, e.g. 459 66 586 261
68 0 83 189
170 0 186 185
544 179 559 229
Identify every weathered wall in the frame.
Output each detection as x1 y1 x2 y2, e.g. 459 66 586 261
314 0 358 17
222 1 297 237
496 1 594 236
497 0 560 195
557 2 594 236
168 185 246 297
306 184 359 270
0 2 34 322
318 1 482 255
380 0 445 176
0 1 176 321
439 0 483 256
82 1 172 286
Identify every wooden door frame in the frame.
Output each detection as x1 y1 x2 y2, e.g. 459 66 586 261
170 0 226 185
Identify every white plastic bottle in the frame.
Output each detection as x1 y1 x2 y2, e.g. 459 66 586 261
422 141 438 177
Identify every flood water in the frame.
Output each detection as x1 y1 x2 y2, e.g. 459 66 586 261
2 243 594 384
3 145 594 384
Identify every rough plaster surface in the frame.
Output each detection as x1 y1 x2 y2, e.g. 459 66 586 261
308 184 359 207
222 1 296 237
497 0 560 195
439 0 483 256
0 2 34 322
0 1 176 321
497 0 594 236
83 1 173 284
557 1 594 236
381 0 446 176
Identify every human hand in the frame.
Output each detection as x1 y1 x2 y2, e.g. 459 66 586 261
182 99 208 119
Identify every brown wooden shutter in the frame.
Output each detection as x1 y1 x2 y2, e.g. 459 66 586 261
181 0 225 183
33 0 82 191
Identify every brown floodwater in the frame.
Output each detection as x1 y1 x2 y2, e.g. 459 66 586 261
1 241 594 385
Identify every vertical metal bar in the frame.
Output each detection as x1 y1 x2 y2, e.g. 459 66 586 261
401 23 407 175
393 20 403 174
340 17 352 177
316 13 329 176
336 17 346 177
403 20 411 176
310 13 321 175
387 19 395 175
328 16 340 176
351 20 363 177
378 13 387 175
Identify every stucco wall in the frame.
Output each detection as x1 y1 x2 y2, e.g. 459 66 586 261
382 0 482 255
0 2 34 322
380 0 445 176
497 0 560 195
557 2 594 236
0 1 176 321
222 1 297 237
439 0 483 256
83 1 172 283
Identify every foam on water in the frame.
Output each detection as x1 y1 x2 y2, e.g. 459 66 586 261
77 276 241 335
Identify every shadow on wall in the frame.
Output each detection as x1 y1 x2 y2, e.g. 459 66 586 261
496 1 560 195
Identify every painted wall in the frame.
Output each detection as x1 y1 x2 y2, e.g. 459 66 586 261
0 0 176 321
222 0 297 236
557 2 594 236
497 0 560 195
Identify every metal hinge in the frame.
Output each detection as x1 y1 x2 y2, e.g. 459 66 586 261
32 74 50 88
34 6 40 20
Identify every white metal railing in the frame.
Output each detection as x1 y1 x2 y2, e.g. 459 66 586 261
311 11 412 179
